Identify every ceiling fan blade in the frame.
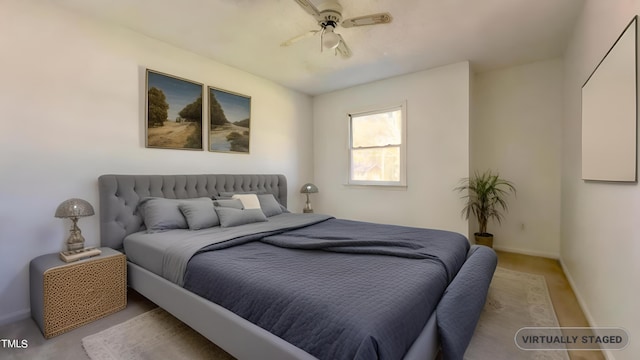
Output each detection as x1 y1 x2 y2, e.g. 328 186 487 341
293 0 321 18
341 12 392 28
335 34 352 58
280 30 320 47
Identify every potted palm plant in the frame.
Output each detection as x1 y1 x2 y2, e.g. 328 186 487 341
455 170 516 248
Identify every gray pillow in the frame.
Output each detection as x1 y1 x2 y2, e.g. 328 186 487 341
258 194 283 217
178 198 219 230
213 199 244 209
214 207 268 228
138 197 188 232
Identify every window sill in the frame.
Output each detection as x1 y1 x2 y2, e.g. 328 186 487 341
343 183 408 191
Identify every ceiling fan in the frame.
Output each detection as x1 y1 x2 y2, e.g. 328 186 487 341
281 0 392 58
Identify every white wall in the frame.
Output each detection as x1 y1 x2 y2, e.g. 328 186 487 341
473 59 563 258
312 62 470 236
562 1 640 359
0 0 313 324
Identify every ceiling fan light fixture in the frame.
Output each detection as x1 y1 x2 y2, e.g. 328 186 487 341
286 0 393 58
322 25 341 49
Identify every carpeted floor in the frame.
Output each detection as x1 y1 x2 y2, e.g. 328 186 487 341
77 267 568 360
82 308 234 360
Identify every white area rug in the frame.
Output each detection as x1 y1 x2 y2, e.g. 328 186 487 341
82 307 234 360
464 267 570 360
82 267 568 360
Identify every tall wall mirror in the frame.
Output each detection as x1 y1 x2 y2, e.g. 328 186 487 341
582 16 637 182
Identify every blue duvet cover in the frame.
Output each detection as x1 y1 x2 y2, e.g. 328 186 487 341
183 218 471 360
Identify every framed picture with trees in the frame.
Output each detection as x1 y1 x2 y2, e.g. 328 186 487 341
146 69 203 150
208 86 251 154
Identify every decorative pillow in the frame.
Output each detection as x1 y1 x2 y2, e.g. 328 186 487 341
257 194 284 217
213 199 244 209
213 191 258 200
178 198 219 230
138 197 188 232
214 207 268 228
232 194 262 210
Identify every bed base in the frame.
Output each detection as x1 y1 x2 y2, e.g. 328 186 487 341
127 261 439 360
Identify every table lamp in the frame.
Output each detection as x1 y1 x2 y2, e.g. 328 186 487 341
55 198 101 262
300 183 319 213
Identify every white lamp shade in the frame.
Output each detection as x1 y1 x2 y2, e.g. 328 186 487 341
322 27 341 49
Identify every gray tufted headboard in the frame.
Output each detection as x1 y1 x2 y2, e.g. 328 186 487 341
98 174 287 249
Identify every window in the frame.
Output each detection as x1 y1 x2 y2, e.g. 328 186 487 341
348 103 406 186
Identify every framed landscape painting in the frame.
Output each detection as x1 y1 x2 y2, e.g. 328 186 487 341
208 86 251 153
146 70 203 150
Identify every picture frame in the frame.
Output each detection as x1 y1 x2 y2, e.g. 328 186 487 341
208 86 251 154
146 69 204 150
581 16 638 182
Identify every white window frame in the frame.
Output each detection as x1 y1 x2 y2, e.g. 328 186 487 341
347 102 407 187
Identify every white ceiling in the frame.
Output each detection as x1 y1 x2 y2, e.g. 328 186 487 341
54 0 585 95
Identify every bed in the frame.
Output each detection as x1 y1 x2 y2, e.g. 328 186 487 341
98 174 497 360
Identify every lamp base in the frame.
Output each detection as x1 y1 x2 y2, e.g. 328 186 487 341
66 218 86 252
59 247 102 263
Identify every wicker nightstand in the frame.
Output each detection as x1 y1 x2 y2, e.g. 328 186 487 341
30 247 126 338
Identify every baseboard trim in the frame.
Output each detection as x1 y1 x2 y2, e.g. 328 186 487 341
492 245 560 260
559 259 614 360
0 308 30 327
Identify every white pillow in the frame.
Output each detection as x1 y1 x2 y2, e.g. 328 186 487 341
232 194 261 210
